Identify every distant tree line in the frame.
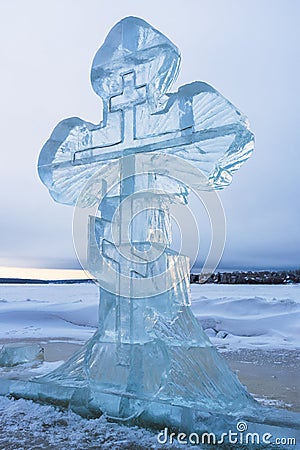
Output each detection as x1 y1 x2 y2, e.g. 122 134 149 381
190 269 300 284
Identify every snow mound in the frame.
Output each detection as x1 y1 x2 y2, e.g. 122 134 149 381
191 284 300 351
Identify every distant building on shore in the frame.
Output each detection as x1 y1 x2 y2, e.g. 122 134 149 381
190 269 300 284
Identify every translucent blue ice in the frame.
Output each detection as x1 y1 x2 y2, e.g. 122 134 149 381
4 17 298 439
38 17 254 207
0 343 44 367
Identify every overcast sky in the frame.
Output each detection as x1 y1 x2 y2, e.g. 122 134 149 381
0 0 299 271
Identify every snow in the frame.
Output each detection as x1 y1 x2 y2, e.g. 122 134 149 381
0 282 299 351
0 396 193 450
190 283 300 351
0 284 98 342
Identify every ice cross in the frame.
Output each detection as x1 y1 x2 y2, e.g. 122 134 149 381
110 72 146 145
38 12 254 339
110 73 146 110
110 72 146 107
38 14 254 351
34 16 261 429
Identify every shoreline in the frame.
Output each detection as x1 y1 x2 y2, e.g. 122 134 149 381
1 269 300 286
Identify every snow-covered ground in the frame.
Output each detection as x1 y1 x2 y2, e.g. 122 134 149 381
191 283 300 351
0 396 192 450
0 283 98 342
0 282 299 449
0 282 299 351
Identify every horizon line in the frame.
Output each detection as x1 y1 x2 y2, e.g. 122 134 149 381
0 265 299 281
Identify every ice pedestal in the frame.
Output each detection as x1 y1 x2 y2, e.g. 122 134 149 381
0 343 44 367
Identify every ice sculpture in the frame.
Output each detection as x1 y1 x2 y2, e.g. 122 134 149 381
1 17 299 441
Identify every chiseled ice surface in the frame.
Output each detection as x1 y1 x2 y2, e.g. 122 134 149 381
38 16 254 207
